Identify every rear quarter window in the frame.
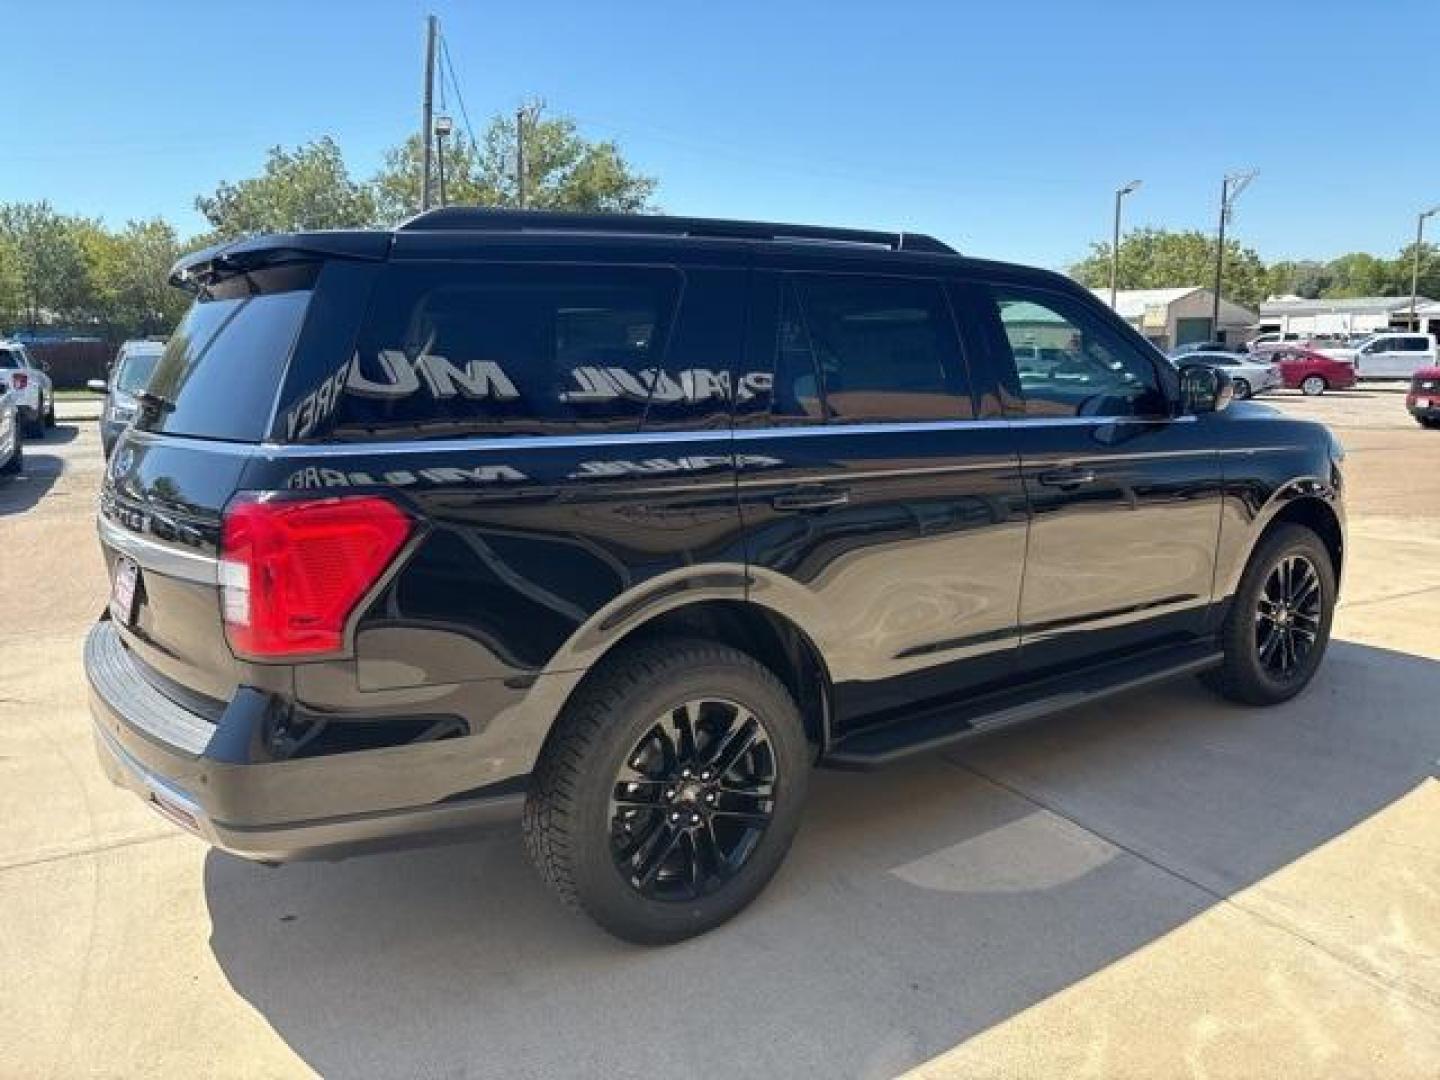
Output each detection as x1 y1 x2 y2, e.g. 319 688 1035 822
332 263 683 438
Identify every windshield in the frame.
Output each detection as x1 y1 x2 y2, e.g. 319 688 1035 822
114 352 162 394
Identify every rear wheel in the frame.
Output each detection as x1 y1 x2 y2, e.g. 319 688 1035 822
523 638 810 945
1419 417 1440 430
23 409 44 439
1232 378 1252 400
1300 375 1327 396
1204 523 1335 705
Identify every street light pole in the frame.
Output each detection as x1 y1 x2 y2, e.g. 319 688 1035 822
1410 206 1439 330
1211 170 1257 337
1110 180 1141 308
435 115 453 207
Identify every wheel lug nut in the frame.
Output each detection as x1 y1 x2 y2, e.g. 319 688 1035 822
700 770 711 781
669 812 679 823
665 788 676 800
690 813 700 824
705 793 716 804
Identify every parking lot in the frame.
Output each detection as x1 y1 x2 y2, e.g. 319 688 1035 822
1 391 1437 1078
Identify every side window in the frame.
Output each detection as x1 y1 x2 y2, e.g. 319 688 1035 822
640 267 747 432
336 264 681 438
985 287 1168 419
1400 336 1428 352
0 349 18 370
786 274 971 423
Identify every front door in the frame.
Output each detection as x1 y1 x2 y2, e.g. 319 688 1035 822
972 283 1223 675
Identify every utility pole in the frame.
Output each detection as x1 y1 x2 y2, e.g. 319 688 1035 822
1410 205 1439 330
420 14 438 211
1211 170 1257 335
1110 180 1141 309
515 106 528 208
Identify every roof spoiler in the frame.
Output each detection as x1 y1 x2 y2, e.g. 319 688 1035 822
168 231 393 292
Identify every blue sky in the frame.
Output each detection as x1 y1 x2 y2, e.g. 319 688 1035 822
3 0 1434 270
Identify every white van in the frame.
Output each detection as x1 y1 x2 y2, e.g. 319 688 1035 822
1321 333 1438 379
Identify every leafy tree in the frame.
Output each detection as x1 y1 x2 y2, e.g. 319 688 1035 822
195 137 378 239
1395 242 1440 302
0 202 97 330
373 102 657 222
1071 227 1269 308
85 219 191 338
1264 259 1334 299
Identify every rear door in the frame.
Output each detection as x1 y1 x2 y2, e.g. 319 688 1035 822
735 258 1028 728
971 281 1222 675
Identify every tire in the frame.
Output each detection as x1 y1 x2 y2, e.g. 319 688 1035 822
1419 417 1440 430
1232 378 1252 400
23 409 44 439
523 638 811 945
1204 523 1336 706
1300 375 1327 396
44 393 56 427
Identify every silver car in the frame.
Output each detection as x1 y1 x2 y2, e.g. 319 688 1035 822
1171 350 1279 399
0 385 22 477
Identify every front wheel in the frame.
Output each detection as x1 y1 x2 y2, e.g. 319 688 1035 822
1419 416 1440 430
1300 375 1327 396
1232 378 1252 400
1204 523 1336 705
523 638 810 945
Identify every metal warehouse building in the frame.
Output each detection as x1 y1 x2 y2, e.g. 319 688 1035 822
1259 295 1438 337
1092 287 1258 351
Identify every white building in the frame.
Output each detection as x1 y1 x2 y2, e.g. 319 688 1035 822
1258 295 1437 337
1092 287 1258 350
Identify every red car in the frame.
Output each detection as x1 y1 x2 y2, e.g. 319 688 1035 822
1407 366 1440 429
1273 348 1357 395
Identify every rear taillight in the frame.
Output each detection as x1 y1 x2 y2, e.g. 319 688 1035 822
219 494 413 658
11 373 27 391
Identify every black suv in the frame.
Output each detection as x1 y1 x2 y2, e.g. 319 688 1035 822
86 209 1344 944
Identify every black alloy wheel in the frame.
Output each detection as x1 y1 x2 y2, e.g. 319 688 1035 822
609 699 776 901
1254 554 1323 682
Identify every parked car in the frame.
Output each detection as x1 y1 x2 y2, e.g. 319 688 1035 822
0 339 55 437
1169 340 1230 357
86 209 1345 945
1407 366 1440 428
1169 350 1279 399
89 339 166 458
1320 332 1438 379
0 386 22 476
1245 331 1306 357
1272 348 1357 395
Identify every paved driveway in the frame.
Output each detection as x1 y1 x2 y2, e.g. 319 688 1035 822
2 392 1437 1078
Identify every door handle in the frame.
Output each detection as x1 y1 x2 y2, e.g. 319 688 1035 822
1036 466 1097 489
771 485 851 512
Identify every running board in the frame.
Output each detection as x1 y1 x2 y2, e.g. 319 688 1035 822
825 642 1222 770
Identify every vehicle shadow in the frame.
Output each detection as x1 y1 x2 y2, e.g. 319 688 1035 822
0 443 70 517
204 639 1440 1079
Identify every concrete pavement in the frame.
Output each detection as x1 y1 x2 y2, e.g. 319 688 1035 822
1 395 1437 1078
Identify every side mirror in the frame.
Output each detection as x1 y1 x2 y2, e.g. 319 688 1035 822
1178 363 1233 415
86 379 109 394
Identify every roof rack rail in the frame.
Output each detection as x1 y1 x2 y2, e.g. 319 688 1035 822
398 207 956 255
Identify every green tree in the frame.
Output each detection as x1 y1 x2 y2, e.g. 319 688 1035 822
1264 259 1334 300
373 102 657 222
0 202 97 330
1394 242 1440 302
85 219 191 338
195 137 377 239
1070 227 1269 308
1322 252 1395 298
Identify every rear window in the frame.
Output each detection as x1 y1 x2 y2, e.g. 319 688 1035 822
137 264 315 442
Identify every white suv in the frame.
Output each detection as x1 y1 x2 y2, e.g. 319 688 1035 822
0 341 55 437
1321 333 1438 379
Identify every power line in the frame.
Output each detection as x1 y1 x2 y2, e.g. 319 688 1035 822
438 34 479 152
